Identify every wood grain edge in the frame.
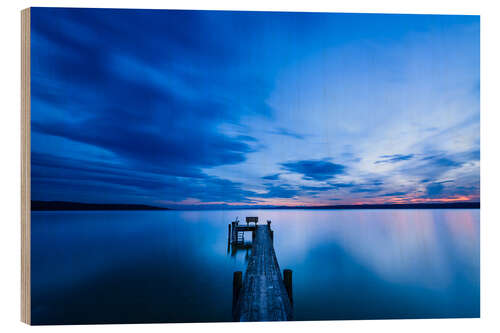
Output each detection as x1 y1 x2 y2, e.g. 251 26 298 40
21 7 31 325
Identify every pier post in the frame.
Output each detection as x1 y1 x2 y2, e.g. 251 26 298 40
227 223 232 253
283 269 293 306
232 271 243 315
231 221 236 244
267 220 273 243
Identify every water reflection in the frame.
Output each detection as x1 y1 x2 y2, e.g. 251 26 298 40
31 209 479 324
228 243 252 260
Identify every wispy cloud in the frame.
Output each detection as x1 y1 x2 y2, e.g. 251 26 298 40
375 154 414 164
255 184 299 199
267 127 306 140
350 187 382 193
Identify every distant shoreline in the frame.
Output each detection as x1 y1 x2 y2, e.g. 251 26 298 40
31 201 169 211
31 200 479 211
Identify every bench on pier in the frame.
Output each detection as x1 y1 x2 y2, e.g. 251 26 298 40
245 216 258 224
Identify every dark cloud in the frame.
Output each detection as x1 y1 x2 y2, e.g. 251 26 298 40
261 173 281 181
425 182 445 197
422 156 463 168
31 152 257 204
381 191 409 197
422 180 479 199
328 182 356 188
32 119 256 177
375 154 414 164
280 159 346 181
361 179 384 186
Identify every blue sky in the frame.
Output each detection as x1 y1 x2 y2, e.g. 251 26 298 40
30 8 480 207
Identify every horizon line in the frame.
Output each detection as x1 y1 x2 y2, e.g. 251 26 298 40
31 200 480 211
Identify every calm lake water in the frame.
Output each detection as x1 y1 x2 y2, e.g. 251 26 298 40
31 209 479 324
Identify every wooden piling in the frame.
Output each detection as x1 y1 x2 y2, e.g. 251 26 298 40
232 271 243 315
231 221 234 243
283 269 293 306
228 223 232 244
267 220 274 242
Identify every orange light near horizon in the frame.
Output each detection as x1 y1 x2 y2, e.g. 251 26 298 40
407 196 472 203
155 194 478 207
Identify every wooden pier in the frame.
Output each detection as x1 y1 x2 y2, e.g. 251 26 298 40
230 218 293 321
